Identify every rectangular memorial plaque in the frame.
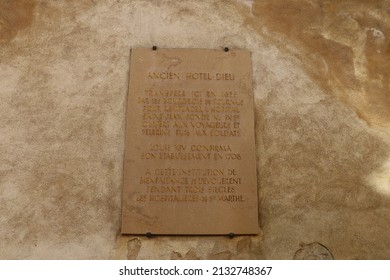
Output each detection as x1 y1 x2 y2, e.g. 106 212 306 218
122 48 259 234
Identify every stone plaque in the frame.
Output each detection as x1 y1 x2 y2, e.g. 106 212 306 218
122 48 259 235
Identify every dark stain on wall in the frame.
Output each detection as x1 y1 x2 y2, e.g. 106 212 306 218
0 0 36 43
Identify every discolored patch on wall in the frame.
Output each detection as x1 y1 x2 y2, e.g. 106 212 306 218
243 0 390 127
0 0 36 43
294 242 334 260
170 250 200 260
127 238 141 260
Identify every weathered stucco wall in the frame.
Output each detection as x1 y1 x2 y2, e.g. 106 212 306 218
0 0 389 259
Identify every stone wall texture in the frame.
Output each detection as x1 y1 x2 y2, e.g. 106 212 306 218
0 0 389 259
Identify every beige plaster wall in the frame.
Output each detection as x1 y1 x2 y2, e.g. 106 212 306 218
0 0 389 259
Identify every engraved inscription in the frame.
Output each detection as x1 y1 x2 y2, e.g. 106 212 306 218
139 89 243 137
138 167 244 203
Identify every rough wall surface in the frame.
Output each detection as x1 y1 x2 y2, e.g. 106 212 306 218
0 0 389 259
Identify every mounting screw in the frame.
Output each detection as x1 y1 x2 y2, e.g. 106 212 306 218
152 46 157 50
146 232 153 238
228 232 235 238
224 47 229 52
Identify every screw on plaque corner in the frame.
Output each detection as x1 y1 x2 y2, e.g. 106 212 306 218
228 232 235 238
224 47 229 52
152 46 157 50
146 232 153 238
